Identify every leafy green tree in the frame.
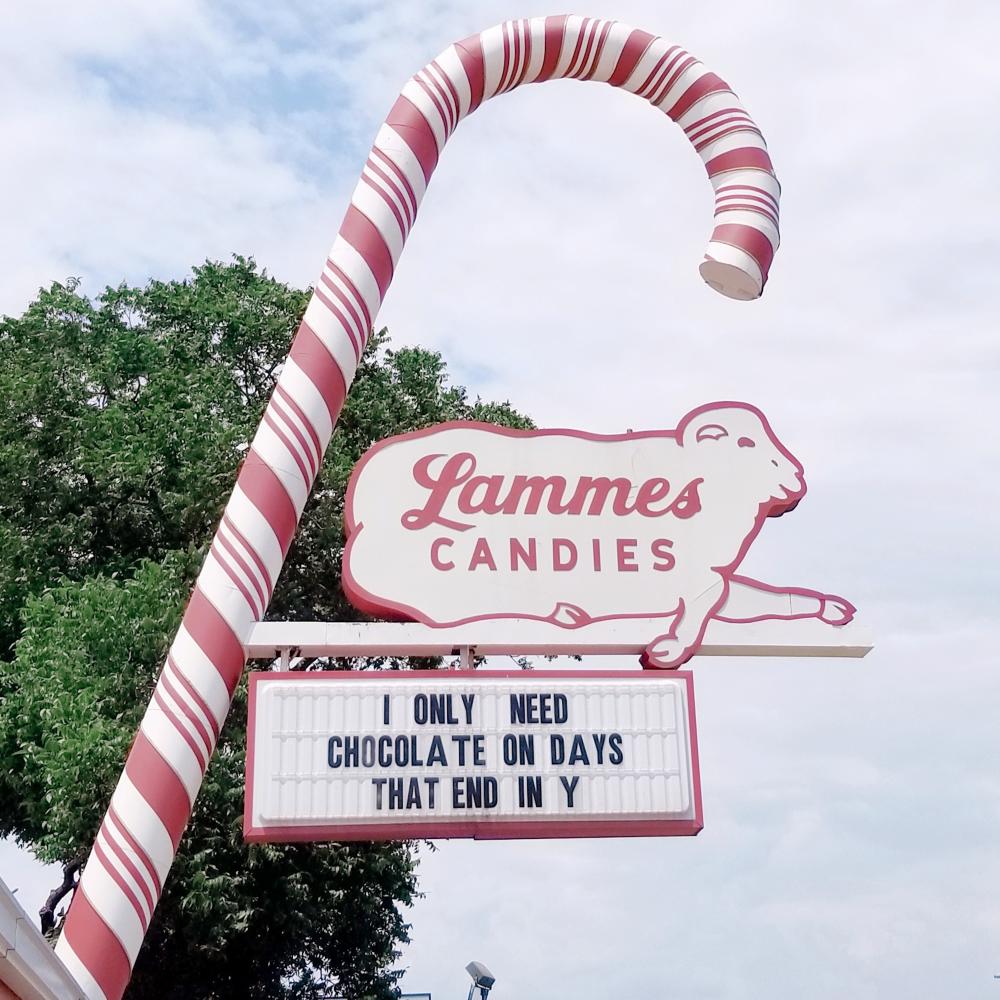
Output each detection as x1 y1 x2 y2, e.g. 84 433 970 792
0 259 531 998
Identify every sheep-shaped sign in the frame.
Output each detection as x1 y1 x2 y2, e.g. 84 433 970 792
343 402 855 668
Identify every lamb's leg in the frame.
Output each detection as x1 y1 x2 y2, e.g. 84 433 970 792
715 574 855 625
641 576 726 669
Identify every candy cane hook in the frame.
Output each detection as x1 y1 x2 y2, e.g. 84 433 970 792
56 17 780 998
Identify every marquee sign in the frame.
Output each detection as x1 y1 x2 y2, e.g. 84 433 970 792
343 403 856 668
245 670 701 841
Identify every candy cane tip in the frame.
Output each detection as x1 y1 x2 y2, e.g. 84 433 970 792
699 259 763 301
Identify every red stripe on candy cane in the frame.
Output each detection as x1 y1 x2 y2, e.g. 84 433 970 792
165 656 221 742
108 804 163 893
666 72 731 120
180 589 245 695
234 451 298 557
385 96 439 180
536 16 569 82
455 35 485 111
607 29 655 86
710 222 776 275
91 840 149 933
62 889 133 1000
582 20 613 80
706 146 775 177
123 732 192 847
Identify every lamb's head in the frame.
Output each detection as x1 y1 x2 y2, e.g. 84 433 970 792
679 403 805 515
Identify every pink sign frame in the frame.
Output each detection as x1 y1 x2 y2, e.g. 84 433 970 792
244 669 703 842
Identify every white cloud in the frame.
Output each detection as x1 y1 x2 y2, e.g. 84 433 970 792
0 841 63 922
1 1 998 997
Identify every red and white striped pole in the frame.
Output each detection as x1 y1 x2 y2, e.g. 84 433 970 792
55 17 780 998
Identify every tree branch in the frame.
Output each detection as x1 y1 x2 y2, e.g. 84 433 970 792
39 855 84 937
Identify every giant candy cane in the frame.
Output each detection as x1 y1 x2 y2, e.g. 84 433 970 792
56 17 780 998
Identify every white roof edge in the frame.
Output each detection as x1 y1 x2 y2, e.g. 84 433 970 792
0 879 84 1000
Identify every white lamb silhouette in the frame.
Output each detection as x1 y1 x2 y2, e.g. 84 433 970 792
343 402 855 669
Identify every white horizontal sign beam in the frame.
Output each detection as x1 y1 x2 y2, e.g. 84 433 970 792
245 670 701 841
244 618 873 660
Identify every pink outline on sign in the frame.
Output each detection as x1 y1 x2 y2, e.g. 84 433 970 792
342 403 855 669
244 669 703 842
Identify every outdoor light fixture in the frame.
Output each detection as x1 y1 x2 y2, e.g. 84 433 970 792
465 961 496 999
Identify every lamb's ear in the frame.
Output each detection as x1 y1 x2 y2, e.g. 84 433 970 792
694 422 729 444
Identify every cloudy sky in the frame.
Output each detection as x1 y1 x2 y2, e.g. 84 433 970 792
2 1 999 997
